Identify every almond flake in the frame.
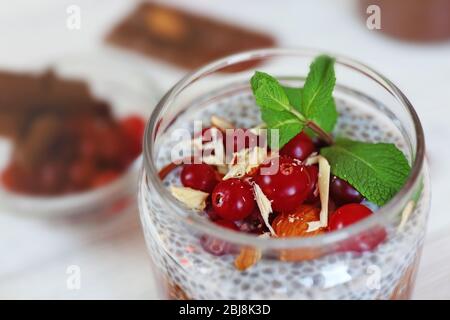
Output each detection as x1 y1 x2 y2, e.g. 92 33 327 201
304 152 319 166
252 183 277 236
306 221 323 233
223 163 247 180
318 156 331 228
397 200 415 232
170 186 208 211
211 115 234 131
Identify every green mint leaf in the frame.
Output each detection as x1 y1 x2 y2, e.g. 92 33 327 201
282 85 302 108
260 106 304 148
320 138 411 206
251 72 304 148
251 72 291 112
251 71 277 92
283 85 337 134
302 55 337 132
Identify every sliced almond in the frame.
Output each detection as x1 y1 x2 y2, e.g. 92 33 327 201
223 163 247 180
318 156 331 228
304 152 319 166
306 221 323 233
170 186 208 211
397 200 415 232
211 115 234 131
252 183 277 236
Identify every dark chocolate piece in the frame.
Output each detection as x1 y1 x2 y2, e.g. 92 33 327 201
106 2 275 70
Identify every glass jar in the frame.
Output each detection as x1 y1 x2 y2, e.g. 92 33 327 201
139 48 430 300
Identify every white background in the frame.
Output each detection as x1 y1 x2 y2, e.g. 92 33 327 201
0 0 449 299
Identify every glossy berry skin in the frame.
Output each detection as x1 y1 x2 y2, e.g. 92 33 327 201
330 176 363 205
329 203 387 252
329 203 373 230
305 165 319 203
254 156 311 213
280 132 315 161
181 163 218 193
211 178 256 221
200 219 238 256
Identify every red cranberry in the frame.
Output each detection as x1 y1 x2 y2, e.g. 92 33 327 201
330 176 363 205
280 132 315 161
200 219 238 256
305 165 319 203
254 156 311 213
329 203 386 252
211 178 256 221
181 163 218 193
329 203 372 230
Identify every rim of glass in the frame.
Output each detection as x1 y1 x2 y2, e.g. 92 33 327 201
143 48 425 249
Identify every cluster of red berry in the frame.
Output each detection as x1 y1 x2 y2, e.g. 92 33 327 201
176 127 386 256
1 115 145 195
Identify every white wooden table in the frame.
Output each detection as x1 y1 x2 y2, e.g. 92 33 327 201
0 0 449 299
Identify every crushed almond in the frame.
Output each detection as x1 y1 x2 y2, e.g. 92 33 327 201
223 147 268 180
170 186 208 211
252 182 277 236
211 115 234 131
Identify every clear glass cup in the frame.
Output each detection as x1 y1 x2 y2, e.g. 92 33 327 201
138 48 430 300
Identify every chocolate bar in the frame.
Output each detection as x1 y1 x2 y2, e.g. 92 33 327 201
106 2 275 70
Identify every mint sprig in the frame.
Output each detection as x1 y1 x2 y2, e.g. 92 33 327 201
250 54 412 205
251 55 337 148
320 138 411 206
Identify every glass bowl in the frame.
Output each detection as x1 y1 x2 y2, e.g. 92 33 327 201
139 48 430 299
0 50 160 218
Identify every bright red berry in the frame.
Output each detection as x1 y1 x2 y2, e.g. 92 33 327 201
330 176 363 205
305 165 319 203
254 156 311 213
211 178 256 221
280 132 315 161
181 163 218 193
329 203 372 230
329 203 386 252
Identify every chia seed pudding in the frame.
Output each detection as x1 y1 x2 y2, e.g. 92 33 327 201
139 90 429 300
